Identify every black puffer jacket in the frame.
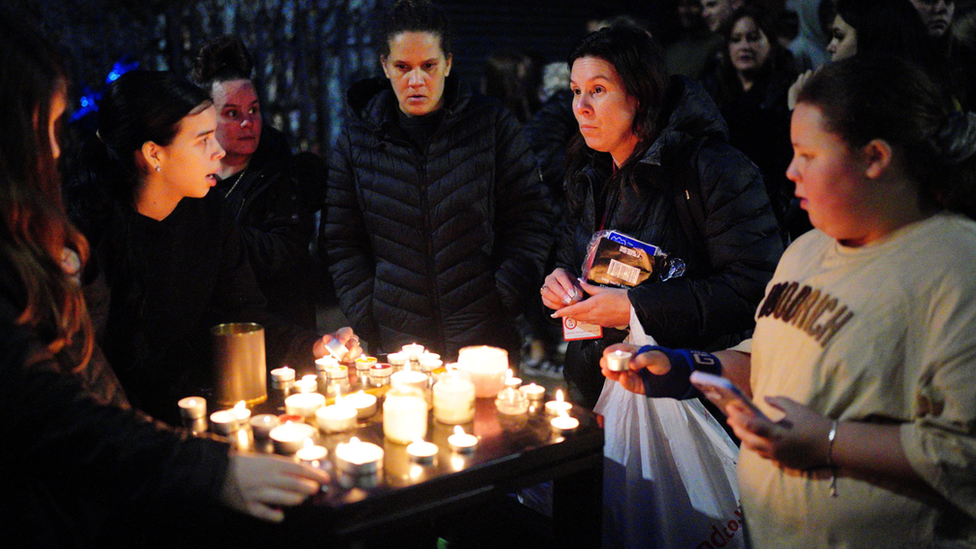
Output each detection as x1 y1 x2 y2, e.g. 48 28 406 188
556 76 783 407
218 126 322 330
322 76 553 359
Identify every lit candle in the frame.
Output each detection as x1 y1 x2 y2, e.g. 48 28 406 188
606 349 633 372
545 389 573 416
551 411 579 433
249 414 280 440
325 364 348 382
447 425 478 453
383 387 428 444
519 382 546 402
209 410 239 435
335 436 384 475
391 369 428 393
232 400 251 423
315 356 339 372
270 366 296 387
300 374 321 393
355 355 378 371
315 395 358 433
285 391 326 421
433 372 476 424
269 421 316 455
402 343 425 362
370 363 393 383
345 390 378 419
504 369 522 389
456 346 509 398
296 439 328 467
387 351 408 368
406 438 438 464
178 396 207 421
495 386 529 415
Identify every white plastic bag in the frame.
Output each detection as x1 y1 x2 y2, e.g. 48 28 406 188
594 308 745 549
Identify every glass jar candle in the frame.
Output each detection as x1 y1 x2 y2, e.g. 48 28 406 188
433 373 476 424
383 386 428 444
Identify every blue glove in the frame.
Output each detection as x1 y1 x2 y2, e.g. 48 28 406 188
635 345 722 400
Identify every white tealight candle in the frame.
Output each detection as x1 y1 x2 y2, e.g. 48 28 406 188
270 366 296 385
315 356 339 372
335 436 384 475
285 392 326 421
249 414 280 440
504 369 522 389
315 398 358 433
232 400 251 423
178 396 207 420
519 382 546 402
545 389 573 416
296 439 329 467
447 425 478 453
325 364 348 381
387 351 408 368
296 374 319 394
325 337 348 362
345 390 378 419
406 438 438 463
209 410 240 435
391 370 428 393
269 421 316 455
606 349 633 372
551 411 580 433
402 343 425 362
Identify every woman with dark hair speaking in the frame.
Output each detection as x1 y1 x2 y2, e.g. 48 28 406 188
0 10 328 546
65 71 360 425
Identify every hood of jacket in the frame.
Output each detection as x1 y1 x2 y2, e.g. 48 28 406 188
344 74 471 135
639 74 729 169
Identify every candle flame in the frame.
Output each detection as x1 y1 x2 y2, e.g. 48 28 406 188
350 436 360 445
556 389 564 403
454 426 466 436
234 400 246 411
303 438 313 449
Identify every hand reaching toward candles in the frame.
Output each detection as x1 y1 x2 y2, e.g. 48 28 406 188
220 451 329 522
313 326 363 363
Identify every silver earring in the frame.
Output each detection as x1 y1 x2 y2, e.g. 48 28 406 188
155 165 162 172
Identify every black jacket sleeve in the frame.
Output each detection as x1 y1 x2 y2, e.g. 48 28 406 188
628 141 783 347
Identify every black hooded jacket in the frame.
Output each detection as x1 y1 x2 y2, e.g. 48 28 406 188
556 76 783 407
321 76 553 359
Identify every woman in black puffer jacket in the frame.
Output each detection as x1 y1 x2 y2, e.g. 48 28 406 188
543 27 783 408
322 0 553 361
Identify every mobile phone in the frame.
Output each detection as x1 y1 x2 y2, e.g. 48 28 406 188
689 371 768 421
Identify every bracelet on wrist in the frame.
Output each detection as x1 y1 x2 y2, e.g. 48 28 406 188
826 419 838 498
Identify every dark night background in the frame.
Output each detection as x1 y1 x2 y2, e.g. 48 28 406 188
8 0 672 157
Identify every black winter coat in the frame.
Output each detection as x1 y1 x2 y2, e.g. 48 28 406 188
322 76 553 360
218 126 323 330
0 255 231 547
556 76 783 407
70 191 320 425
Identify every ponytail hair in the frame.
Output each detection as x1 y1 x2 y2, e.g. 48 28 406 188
380 0 454 58
796 55 976 219
190 35 254 91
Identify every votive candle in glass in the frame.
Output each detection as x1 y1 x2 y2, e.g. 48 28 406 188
383 386 428 444
433 373 476 424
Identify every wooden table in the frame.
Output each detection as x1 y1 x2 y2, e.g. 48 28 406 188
244 372 603 548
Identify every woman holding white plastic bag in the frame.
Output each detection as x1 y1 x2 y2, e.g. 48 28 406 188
541 26 781 548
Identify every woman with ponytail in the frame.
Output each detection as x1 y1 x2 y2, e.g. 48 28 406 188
604 55 976 546
64 70 359 426
0 10 330 546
